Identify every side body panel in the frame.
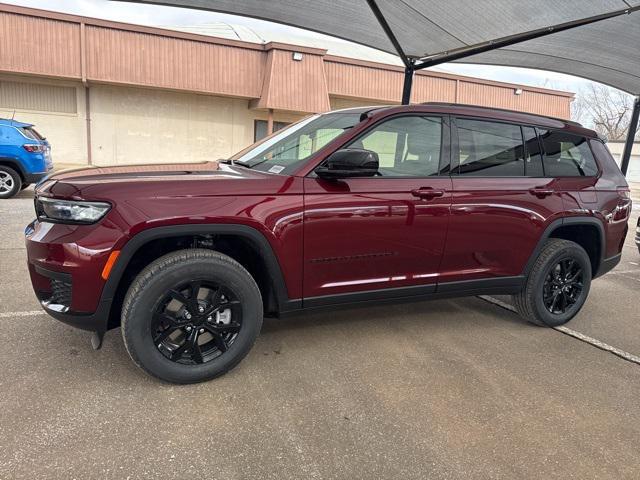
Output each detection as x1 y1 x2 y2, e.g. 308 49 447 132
302 176 452 299
440 177 565 282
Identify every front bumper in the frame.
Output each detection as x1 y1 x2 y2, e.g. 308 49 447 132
24 172 50 184
25 219 121 333
32 265 110 332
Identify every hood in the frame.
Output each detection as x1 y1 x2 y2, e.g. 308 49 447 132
37 161 296 200
50 161 227 182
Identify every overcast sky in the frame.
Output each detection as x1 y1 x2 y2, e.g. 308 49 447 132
3 0 608 95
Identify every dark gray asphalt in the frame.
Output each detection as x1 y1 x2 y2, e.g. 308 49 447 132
1 187 639 479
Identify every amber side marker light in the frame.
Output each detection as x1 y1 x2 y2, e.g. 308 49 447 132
101 250 121 280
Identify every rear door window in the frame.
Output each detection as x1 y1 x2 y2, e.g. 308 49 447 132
538 130 598 177
455 119 524 176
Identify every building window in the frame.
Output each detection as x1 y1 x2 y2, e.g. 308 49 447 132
254 120 290 142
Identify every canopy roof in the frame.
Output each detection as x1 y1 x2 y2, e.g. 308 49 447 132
119 0 640 94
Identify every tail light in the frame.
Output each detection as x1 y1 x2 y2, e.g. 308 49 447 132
613 186 632 221
23 144 45 153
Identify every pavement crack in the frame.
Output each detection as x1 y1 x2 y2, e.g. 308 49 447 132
477 295 640 367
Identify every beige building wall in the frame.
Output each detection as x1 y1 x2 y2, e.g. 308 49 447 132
89 85 257 166
605 141 640 160
0 74 87 165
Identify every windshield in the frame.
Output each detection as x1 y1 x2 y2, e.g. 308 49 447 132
231 112 362 174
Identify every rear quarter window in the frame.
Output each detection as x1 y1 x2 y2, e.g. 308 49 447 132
18 127 41 141
538 130 598 177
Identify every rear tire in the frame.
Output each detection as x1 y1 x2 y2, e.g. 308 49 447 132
0 166 21 199
513 239 591 327
121 248 263 384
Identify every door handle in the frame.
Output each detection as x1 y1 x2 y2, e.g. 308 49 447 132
529 187 554 198
411 187 445 199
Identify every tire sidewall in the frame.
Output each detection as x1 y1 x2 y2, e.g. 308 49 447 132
0 166 21 199
531 245 591 326
124 254 262 383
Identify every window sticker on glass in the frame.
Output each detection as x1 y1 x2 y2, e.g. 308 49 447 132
268 165 286 174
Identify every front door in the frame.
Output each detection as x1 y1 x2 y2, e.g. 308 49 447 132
303 115 452 304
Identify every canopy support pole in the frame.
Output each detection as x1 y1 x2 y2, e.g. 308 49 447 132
621 96 639 176
365 0 416 104
401 65 414 105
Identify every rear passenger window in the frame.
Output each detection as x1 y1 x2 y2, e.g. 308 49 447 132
539 130 598 177
455 119 524 176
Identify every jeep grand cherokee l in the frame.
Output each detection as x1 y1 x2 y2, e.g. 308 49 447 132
25 103 631 383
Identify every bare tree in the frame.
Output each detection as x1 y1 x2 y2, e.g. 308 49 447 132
572 84 637 141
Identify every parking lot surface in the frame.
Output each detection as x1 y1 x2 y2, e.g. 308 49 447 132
1 186 639 479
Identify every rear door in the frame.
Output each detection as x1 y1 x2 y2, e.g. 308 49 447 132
303 115 452 303
439 118 565 287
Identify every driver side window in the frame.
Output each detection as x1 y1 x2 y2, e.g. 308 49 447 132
347 116 444 177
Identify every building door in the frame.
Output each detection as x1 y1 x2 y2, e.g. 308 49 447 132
303 115 452 305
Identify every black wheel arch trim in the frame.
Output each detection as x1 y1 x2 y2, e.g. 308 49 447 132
0 157 27 179
87 223 302 332
523 216 607 278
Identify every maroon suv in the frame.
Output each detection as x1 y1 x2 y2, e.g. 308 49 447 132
25 103 631 383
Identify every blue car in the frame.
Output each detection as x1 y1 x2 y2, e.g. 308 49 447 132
0 118 52 198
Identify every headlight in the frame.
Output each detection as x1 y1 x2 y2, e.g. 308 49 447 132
36 197 111 224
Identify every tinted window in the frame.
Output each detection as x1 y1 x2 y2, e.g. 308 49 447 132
522 126 544 176
18 127 39 141
456 119 524 176
347 116 443 177
539 130 598 177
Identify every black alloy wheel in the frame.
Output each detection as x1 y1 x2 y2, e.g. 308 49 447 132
542 258 584 315
513 238 591 327
153 280 242 364
121 249 263 384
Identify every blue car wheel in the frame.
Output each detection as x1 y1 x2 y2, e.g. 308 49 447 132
0 165 22 199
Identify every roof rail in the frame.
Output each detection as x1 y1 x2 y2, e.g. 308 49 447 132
420 102 582 127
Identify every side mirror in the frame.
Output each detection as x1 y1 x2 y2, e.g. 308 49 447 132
315 148 379 180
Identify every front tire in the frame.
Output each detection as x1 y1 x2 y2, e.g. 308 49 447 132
121 249 263 383
513 239 591 327
0 166 21 199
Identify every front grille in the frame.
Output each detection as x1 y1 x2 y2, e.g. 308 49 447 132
50 279 72 308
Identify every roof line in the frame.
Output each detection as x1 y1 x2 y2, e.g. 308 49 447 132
421 102 583 126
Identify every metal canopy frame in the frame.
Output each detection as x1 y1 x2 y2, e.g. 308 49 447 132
364 0 640 176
